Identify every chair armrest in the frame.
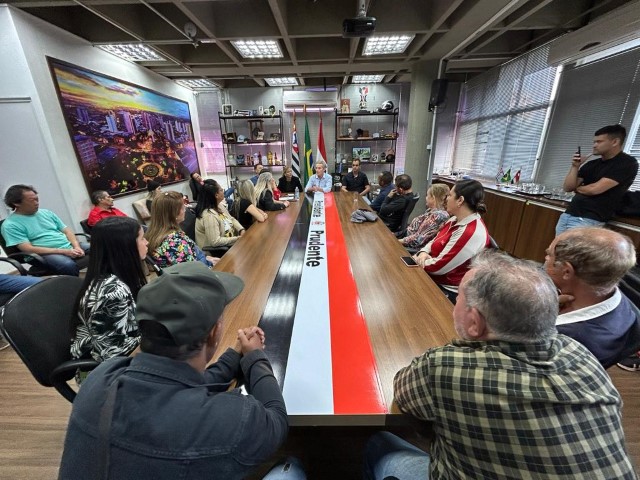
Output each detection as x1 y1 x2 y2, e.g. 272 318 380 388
51 359 100 403
7 252 48 268
51 358 100 381
202 245 230 258
75 233 91 241
145 255 163 276
0 257 29 276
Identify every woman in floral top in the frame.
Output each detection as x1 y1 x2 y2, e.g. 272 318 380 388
71 216 148 364
399 183 450 250
145 191 216 269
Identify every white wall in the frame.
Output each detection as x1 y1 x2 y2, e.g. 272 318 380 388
0 5 199 230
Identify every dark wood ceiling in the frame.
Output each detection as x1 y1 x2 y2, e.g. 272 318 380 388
4 0 636 88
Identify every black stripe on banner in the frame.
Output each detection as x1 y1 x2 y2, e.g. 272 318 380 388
259 195 312 388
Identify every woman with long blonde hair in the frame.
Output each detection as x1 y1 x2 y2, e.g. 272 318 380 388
399 183 450 250
231 180 268 229
145 191 216 268
254 171 289 211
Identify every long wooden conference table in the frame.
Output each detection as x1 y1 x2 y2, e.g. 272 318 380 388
213 191 455 426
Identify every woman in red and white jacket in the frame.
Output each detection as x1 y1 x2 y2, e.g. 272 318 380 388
414 180 490 302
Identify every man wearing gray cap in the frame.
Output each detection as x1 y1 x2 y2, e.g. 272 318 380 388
59 262 290 480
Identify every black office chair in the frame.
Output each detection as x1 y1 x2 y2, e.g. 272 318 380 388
80 219 92 235
180 207 229 258
0 256 38 307
489 236 499 250
0 276 99 402
394 193 420 238
0 219 91 276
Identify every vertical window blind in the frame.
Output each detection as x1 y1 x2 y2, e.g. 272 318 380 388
451 44 558 182
195 91 225 174
537 47 640 189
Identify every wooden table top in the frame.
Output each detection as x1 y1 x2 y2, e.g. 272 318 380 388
213 191 455 425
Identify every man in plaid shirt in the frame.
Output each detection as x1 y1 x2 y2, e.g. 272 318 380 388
365 250 636 480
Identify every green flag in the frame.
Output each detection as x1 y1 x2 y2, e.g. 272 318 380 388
303 113 313 185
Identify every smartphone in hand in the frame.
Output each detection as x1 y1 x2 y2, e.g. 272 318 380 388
401 256 419 267
577 146 581 155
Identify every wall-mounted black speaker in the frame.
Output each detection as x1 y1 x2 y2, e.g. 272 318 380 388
429 79 448 111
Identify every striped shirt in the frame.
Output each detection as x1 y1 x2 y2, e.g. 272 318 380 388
419 213 489 291
394 335 636 479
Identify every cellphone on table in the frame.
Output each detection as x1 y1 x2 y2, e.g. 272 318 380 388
401 256 419 267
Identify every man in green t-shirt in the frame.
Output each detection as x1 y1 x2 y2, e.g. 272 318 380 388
2 184 89 276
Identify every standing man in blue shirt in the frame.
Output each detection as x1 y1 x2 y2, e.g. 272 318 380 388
305 161 333 193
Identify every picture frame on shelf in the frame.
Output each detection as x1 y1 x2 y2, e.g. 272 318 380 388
226 153 236 165
353 147 371 161
223 132 237 143
258 106 264 115
269 132 281 141
256 131 265 141
340 98 350 113
236 154 246 166
222 104 233 116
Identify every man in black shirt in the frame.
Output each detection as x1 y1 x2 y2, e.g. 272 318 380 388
341 159 370 196
556 124 638 235
379 174 414 232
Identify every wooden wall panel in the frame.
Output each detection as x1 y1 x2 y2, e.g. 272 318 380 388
513 201 562 262
482 190 526 254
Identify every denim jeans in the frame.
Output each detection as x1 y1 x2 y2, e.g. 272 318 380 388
555 212 605 236
0 274 41 295
41 241 90 276
364 432 430 480
262 457 306 480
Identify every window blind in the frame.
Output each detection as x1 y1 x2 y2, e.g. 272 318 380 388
451 44 558 181
195 91 225 174
537 47 640 189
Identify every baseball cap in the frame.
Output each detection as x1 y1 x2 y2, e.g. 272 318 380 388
135 262 244 346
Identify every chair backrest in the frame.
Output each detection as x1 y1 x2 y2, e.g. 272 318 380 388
397 193 419 235
0 219 19 256
180 207 197 243
80 219 92 235
0 276 83 387
132 199 151 224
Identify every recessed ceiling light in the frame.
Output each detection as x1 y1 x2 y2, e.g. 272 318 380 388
363 35 414 55
352 74 384 84
265 77 298 86
175 79 219 90
231 40 283 59
96 44 164 61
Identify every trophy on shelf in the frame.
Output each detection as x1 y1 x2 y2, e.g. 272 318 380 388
358 86 369 112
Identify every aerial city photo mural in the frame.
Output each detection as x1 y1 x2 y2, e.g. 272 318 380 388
48 57 199 196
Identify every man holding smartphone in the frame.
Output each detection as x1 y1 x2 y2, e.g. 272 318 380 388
556 124 637 235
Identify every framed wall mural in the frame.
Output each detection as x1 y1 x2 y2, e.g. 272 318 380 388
47 57 200 197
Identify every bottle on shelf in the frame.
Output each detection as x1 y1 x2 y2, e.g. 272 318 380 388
258 151 263 165
267 151 274 165
294 186 300 200
274 152 279 165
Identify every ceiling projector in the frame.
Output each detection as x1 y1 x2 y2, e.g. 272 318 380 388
342 16 376 37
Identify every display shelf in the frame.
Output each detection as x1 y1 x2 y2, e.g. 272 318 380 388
333 107 399 187
219 110 285 184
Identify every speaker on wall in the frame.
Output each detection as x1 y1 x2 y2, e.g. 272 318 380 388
428 79 449 111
